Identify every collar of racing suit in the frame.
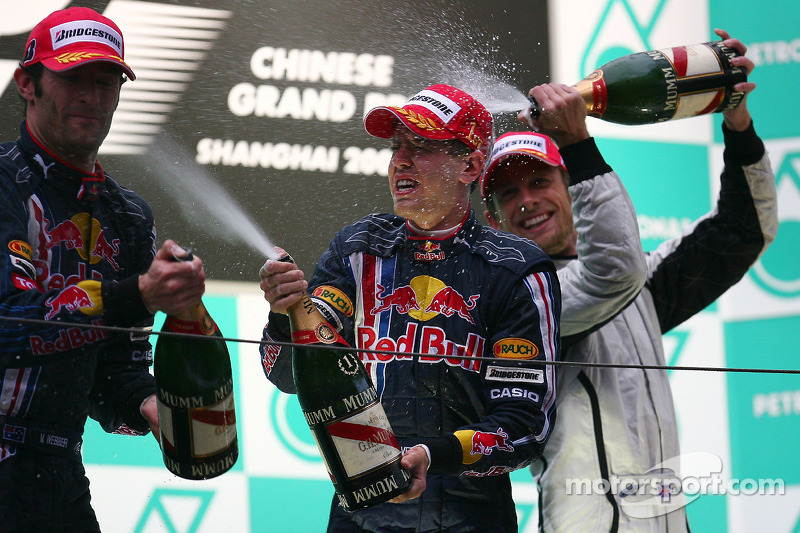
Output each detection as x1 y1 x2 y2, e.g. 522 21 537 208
18 121 106 202
404 208 482 262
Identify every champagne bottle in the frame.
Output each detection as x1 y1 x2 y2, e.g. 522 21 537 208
528 40 747 125
154 250 238 480
286 282 410 511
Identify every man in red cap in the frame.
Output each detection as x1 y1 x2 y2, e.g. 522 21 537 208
480 30 776 532
0 7 206 530
259 84 561 531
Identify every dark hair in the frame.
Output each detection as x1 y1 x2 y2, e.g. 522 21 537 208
17 63 44 114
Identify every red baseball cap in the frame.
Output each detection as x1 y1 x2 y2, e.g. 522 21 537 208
364 84 493 156
480 131 567 198
21 7 135 81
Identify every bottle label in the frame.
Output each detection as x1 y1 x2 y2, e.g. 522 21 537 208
326 403 401 478
292 324 347 346
647 43 746 122
157 388 237 457
189 393 237 456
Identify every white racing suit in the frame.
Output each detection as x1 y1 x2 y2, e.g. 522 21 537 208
535 122 777 532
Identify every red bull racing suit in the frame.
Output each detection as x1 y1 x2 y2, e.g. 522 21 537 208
535 123 776 532
0 123 158 528
261 209 561 532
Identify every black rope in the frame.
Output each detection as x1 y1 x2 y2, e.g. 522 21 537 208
2 314 799 375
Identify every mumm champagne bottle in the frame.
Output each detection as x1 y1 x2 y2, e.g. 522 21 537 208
154 250 238 480
286 279 410 511
527 40 747 125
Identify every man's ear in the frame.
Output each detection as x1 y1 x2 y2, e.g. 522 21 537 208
14 68 35 103
484 208 502 231
460 150 486 185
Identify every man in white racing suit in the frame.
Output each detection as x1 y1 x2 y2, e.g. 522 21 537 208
481 30 776 532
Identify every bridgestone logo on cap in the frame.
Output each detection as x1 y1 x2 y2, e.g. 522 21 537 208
50 20 123 55
491 134 547 160
407 90 462 125
485 365 544 384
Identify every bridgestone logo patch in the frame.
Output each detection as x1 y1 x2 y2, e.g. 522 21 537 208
50 20 123 55
485 365 544 384
407 89 461 124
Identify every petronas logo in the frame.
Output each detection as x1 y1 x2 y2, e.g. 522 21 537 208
749 151 800 298
133 489 214 533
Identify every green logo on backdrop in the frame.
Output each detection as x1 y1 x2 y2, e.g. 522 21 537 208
581 0 671 75
749 151 800 297
134 489 214 533
270 388 323 462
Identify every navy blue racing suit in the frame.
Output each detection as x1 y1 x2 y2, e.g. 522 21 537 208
262 210 561 532
0 123 158 530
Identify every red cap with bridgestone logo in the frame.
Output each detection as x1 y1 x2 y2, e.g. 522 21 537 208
480 131 566 199
21 7 135 81
364 84 493 156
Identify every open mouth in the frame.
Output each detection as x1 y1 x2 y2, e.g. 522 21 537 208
395 178 419 194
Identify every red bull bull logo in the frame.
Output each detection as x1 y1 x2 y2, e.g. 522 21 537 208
370 276 479 324
44 285 94 320
414 240 445 261
372 284 420 315
469 428 514 457
45 219 84 251
42 215 121 271
91 230 121 271
424 286 479 324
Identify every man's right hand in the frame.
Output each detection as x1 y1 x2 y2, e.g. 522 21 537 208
138 239 206 315
520 83 590 148
259 247 308 313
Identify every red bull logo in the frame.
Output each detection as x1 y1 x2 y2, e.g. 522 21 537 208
372 284 420 315
45 219 84 251
42 214 121 271
357 322 485 372
469 428 514 457
91 230 121 271
30 319 109 355
463 465 516 477
424 286 479 324
260 330 281 375
44 285 94 320
414 240 445 261
370 276 479 324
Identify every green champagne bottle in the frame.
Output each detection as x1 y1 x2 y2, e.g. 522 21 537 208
528 40 747 125
154 251 238 480
287 287 410 511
